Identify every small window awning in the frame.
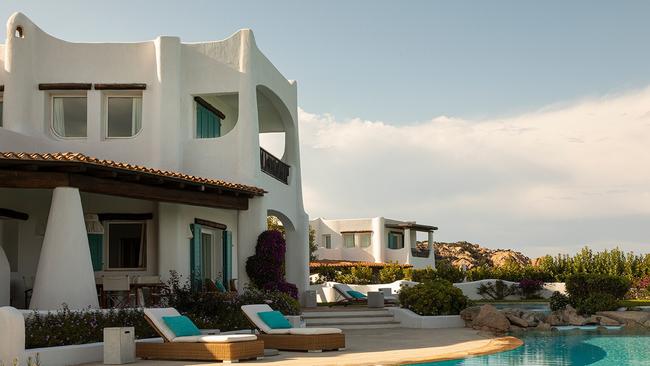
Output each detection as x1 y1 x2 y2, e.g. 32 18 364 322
385 223 438 232
0 152 265 210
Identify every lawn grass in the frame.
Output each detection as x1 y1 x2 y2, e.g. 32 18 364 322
620 299 650 307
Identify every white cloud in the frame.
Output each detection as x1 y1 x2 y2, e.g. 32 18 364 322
298 89 650 257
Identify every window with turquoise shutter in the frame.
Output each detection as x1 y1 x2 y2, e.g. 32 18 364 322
388 232 404 250
195 97 223 139
87 233 103 271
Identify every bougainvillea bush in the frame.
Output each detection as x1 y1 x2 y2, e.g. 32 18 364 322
518 279 544 299
246 230 298 299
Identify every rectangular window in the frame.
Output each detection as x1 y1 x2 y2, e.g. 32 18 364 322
52 96 87 138
106 222 146 269
388 232 404 250
107 96 142 138
196 100 221 138
359 232 372 248
322 234 332 249
343 233 355 248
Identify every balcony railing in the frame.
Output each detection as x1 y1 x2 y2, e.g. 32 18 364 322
411 248 431 258
260 147 290 184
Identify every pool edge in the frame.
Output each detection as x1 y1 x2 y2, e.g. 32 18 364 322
398 336 524 365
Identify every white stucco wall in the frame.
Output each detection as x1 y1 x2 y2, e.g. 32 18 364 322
0 247 9 306
454 279 566 300
0 12 310 297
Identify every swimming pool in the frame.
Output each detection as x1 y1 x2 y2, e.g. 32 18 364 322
411 330 650 365
490 302 551 313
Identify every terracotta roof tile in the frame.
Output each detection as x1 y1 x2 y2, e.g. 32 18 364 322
310 260 413 269
0 152 266 196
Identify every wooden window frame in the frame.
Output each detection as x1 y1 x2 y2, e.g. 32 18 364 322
104 220 147 271
50 93 88 140
103 92 143 140
322 234 332 249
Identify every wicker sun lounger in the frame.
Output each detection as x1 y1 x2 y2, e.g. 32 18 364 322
332 283 399 305
135 308 264 363
241 304 346 352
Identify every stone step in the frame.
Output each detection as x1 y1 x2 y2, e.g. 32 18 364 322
308 321 402 330
305 316 396 325
302 309 391 318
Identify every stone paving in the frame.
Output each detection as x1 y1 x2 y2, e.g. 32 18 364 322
84 328 521 366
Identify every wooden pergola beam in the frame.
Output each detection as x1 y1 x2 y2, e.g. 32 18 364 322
0 170 249 210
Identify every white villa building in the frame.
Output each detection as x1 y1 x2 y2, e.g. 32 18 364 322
310 217 437 269
0 13 309 310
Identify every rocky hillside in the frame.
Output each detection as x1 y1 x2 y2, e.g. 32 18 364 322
425 241 531 269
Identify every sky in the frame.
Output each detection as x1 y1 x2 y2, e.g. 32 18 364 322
1 1 650 257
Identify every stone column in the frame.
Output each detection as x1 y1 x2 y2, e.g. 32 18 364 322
285 212 309 293
236 197 266 291
30 187 99 310
428 231 435 263
404 228 413 265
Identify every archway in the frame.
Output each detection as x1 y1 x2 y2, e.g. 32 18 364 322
257 86 297 184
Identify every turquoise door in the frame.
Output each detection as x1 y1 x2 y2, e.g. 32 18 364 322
87 234 103 271
222 231 232 289
190 223 203 290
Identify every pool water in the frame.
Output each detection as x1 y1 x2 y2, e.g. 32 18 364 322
491 302 551 313
413 331 650 365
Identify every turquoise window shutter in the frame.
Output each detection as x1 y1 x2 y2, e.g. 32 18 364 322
190 224 203 290
222 230 232 289
196 103 221 138
388 233 396 250
87 233 103 271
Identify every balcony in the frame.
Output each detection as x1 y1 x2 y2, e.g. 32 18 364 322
260 147 289 184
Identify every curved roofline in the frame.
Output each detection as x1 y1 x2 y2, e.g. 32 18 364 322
6 12 254 46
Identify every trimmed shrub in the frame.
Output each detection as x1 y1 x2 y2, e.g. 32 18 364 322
477 280 519 300
574 293 619 315
565 273 630 314
399 279 469 316
519 279 544 299
246 230 298 298
549 291 570 311
335 265 374 284
378 262 407 283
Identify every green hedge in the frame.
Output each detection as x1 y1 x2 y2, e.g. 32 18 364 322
25 307 156 349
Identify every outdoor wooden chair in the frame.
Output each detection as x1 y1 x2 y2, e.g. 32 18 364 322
136 308 264 363
241 304 345 352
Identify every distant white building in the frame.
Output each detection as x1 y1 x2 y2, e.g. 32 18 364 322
309 217 437 269
0 12 309 310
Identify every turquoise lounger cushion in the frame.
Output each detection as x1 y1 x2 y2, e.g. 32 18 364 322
215 281 227 292
162 315 201 337
347 290 367 299
257 310 292 329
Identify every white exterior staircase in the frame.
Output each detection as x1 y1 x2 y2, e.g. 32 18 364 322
302 308 401 330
